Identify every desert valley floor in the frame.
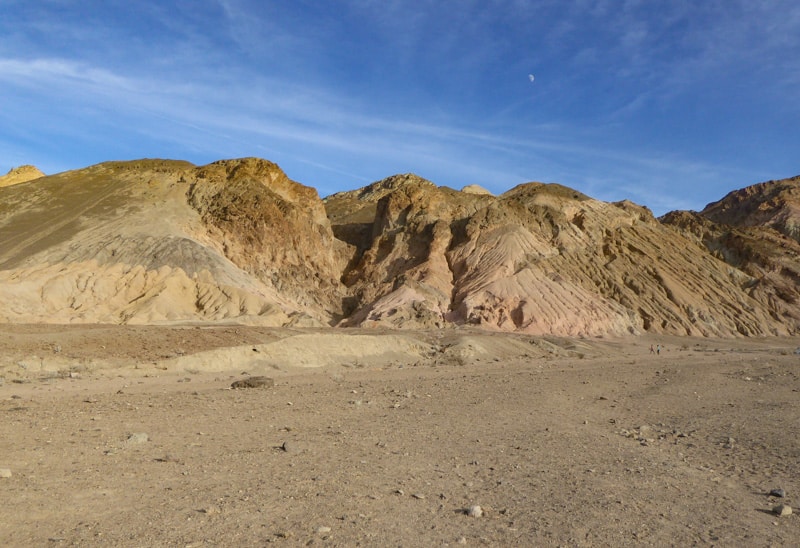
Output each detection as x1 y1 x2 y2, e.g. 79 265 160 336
1 325 798 546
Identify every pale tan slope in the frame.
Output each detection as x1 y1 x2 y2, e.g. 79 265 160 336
328 178 793 336
451 187 789 336
0 165 44 187
0 158 344 325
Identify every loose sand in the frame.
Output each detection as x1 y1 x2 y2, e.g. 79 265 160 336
1 325 798 546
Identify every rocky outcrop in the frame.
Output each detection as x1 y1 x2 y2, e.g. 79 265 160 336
698 176 800 242
0 165 45 187
185 158 348 319
325 174 494 328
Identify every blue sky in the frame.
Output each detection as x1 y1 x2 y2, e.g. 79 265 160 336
1 1 798 215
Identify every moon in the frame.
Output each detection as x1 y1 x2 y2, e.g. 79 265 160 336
528 74 535 82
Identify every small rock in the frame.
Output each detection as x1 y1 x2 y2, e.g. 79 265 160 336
315 526 331 534
457 536 467 544
0 468 12 478
723 437 735 449
412 493 425 500
201 505 220 515
231 376 274 389
773 504 792 517
124 432 149 446
466 505 483 518
279 441 292 453
770 488 786 498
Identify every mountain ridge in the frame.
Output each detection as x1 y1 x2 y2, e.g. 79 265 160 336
1 158 799 337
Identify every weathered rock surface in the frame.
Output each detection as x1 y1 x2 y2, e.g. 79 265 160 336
1 159 799 337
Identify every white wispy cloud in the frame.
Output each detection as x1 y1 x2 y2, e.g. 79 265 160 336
0 50 765 214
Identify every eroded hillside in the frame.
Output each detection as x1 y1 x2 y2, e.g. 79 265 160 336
328 177 798 336
0 158 344 325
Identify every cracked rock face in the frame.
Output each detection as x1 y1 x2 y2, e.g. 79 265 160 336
1 158 799 337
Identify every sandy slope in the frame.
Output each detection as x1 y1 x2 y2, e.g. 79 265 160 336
1 326 798 546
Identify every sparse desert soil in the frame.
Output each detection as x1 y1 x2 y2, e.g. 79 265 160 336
1 325 799 546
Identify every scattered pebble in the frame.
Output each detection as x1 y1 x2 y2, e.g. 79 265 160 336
723 437 735 449
466 505 483 518
412 493 425 500
770 488 786 498
315 526 331 534
773 504 792 517
0 468 12 478
200 505 220 515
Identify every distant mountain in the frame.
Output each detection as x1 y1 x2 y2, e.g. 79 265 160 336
1 158 798 336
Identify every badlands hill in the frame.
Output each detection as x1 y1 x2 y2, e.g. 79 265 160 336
1 158 799 337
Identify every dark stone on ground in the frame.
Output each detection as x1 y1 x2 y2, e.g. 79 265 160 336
231 376 275 389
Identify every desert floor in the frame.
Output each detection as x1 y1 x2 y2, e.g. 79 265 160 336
1 324 798 546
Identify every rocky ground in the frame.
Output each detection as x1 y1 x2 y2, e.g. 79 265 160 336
1 325 798 546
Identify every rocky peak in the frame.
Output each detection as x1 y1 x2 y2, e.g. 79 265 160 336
0 165 45 187
699 175 800 241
